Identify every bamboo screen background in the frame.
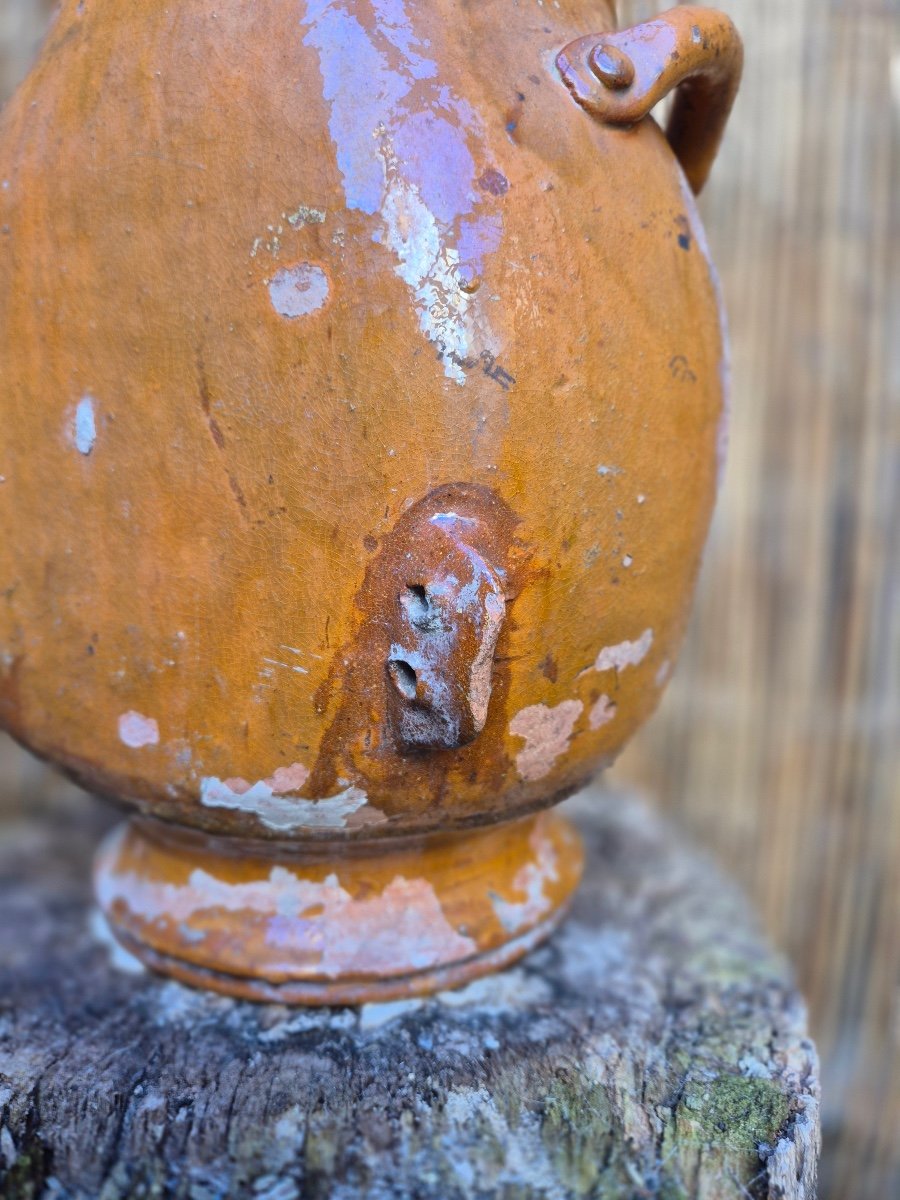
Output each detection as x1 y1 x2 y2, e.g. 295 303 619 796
1 2 897 1196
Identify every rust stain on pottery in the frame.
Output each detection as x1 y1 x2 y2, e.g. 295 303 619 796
0 2 742 1000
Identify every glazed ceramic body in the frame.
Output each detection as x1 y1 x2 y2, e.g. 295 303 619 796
0 1 741 999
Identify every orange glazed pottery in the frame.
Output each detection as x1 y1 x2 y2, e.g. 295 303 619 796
0 2 742 1002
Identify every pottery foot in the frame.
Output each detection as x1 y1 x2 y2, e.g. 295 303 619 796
93 810 584 1005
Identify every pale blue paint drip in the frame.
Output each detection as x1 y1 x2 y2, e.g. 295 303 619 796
457 213 503 274
370 0 436 69
391 110 475 224
303 1 416 215
301 0 504 379
74 396 97 455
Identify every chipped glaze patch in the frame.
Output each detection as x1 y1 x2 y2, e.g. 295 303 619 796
589 694 617 731
468 590 506 730
591 629 654 674
199 775 382 832
268 262 330 318
509 700 583 782
490 823 558 934
88 908 146 975
99 866 477 978
118 711 160 749
223 762 311 796
73 396 97 455
302 0 503 383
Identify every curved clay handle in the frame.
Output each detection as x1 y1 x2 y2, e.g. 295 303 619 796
556 7 743 194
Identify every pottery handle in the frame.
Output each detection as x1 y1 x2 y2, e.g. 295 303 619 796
556 6 743 194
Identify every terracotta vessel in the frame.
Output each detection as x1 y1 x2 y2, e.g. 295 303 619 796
0 2 741 1002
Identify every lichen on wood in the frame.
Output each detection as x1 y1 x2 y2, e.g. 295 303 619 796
0 787 819 1199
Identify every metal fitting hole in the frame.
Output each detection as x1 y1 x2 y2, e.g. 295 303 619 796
403 584 430 625
388 658 418 701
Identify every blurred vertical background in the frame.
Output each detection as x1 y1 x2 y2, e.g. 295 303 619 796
1 2 897 1197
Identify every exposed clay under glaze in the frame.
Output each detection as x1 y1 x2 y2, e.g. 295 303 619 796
95 810 583 1004
0 2 741 999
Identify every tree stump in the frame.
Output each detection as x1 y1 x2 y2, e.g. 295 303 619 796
0 786 819 1200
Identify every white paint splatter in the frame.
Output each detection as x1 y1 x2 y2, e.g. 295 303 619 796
268 262 330 318
590 629 654 674
199 774 375 832
74 396 97 455
118 711 160 748
490 826 558 934
286 204 326 227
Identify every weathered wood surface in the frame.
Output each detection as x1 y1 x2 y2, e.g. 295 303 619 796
0 788 818 1200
